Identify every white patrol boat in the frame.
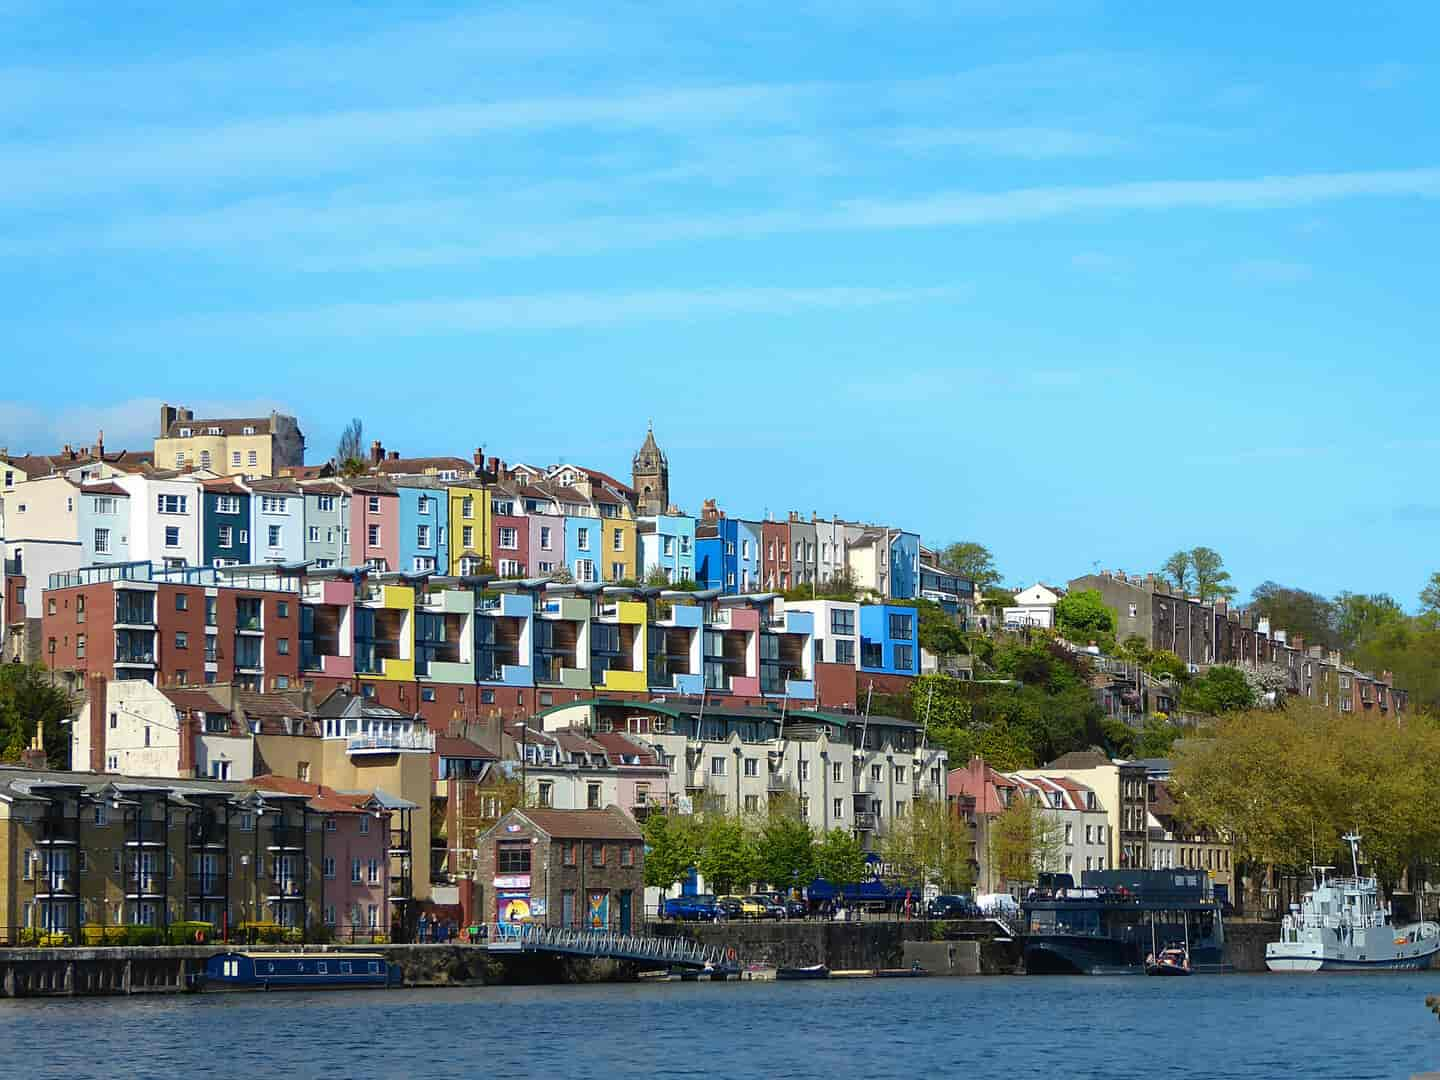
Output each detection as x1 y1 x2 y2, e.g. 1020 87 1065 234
1266 833 1440 972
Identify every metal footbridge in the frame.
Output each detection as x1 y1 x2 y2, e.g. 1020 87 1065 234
484 924 739 975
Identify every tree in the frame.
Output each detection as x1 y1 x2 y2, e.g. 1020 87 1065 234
1135 717 1182 757
1145 650 1186 681
1188 547 1236 603
989 794 1064 885
642 813 699 891
1100 718 1136 758
1117 635 1153 665
1180 665 1256 715
1333 592 1404 651
1421 572 1440 619
880 797 976 895
896 598 967 659
1249 581 1339 650
812 827 868 886
755 813 815 892
938 542 1001 591
0 664 73 769
1055 589 1117 644
1161 551 1192 593
335 417 366 476
694 815 758 894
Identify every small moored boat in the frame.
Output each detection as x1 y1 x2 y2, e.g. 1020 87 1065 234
776 964 830 980
199 951 402 991
1145 946 1192 977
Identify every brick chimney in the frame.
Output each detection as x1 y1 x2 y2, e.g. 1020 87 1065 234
177 709 195 777
19 724 46 770
388 450 399 461
473 446 484 467
89 672 108 771
370 440 384 464
93 429 105 459
486 456 499 474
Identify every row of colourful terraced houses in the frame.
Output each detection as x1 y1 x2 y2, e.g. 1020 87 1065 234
38 561 934 720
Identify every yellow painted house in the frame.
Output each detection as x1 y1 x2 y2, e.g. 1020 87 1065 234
601 517 637 582
448 483 492 575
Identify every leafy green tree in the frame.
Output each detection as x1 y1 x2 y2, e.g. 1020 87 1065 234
914 599 967 658
880 797 975 895
1117 635 1153 664
1161 551 1192 593
1100 718 1136 758
1188 546 1236 603
990 793 1064 884
1180 665 1256 715
1420 572 1440 620
0 664 73 768
938 542 1001 591
1055 589 1117 643
1249 581 1339 650
812 827 868 886
642 813 699 890
694 816 758 894
1333 592 1404 651
1136 717 1182 757
1145 650 1187 681
755 814 815 892
335 417 367 477
1352 618 1440 711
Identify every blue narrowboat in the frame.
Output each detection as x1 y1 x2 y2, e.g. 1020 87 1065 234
199 952 403 990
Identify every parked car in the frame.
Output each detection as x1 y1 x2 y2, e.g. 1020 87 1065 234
718 895 767 919
662 894 718 921
756 891 808 919
927 894 976 920
713 896 745 920
747 895 786 920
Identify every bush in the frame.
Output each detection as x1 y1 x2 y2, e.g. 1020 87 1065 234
80 925 131 946
125 926 160 946
236 921 285 944
166 921 214 945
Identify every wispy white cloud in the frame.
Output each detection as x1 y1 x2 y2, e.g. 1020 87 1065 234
24 165 1440 270
0 396 289 452
134 284 968 340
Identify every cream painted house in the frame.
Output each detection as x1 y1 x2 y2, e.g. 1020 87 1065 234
154 405 305 480
1003 582 1063 629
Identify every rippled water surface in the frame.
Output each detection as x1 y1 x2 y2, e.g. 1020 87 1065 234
2 974 1438 1080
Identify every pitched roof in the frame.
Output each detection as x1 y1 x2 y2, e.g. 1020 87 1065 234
588 731 662 766
1046 751 1114 769
245 477 301 494
435 734 498 761
80 482 130 497
161 688 226 714
234 691 307 719
249 774 373 814
374 456 473 476
202 477 249 494
514 807 642 840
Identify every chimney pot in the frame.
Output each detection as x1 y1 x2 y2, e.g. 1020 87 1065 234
389 450 399 460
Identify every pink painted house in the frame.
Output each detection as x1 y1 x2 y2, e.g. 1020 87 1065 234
348 479 400 572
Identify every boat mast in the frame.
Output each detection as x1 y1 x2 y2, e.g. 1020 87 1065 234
1342 832 1362 878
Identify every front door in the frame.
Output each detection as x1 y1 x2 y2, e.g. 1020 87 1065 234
561 890 575 929
619 890 632 934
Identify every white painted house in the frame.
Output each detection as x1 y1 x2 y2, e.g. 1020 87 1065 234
1004 582 1063 629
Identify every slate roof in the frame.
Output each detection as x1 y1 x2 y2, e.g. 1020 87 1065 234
512 807 642 841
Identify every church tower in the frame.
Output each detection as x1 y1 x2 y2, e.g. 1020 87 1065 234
631 422 669 516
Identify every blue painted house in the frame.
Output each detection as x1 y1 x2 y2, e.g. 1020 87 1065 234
245 478 304 565
564 515 602 584
888 531 920 601
396 481 448 575
859 603 920 676
695 517 738 593
77 482 130 567
639 514 696 584
201 478 250 567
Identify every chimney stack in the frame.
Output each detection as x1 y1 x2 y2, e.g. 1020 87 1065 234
93 429 105 459
370 440 384 464
473 446 484 467
177 709 195 777
486 456 499 475
89 673 108 772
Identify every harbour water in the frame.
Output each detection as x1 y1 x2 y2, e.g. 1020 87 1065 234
2 975 1437 1079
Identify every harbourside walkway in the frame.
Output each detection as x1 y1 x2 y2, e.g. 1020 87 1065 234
484 923 740 975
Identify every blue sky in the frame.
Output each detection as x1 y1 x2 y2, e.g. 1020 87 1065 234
4 2 1439 605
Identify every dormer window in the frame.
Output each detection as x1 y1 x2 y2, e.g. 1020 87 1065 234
242 426 256 435
206 427 222 436
179 427 192 437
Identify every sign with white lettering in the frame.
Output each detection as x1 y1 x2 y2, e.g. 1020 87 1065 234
493 874 531 889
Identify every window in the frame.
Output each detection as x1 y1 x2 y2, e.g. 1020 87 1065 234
894 766 906 784
833 798 844 819
231 451 241 466
540 526 553 550
591 843 605 867
421 686 435 702
351 858 363 883
247 450 258 467
576 559 596 583
831 609 855 636
662 535 674 556
199 450 211 470
888 613 912 640
367 858 380 884
710 756 727 777
743 757 758 777
267 525 282 547
175 631 189 649
276 638 289 656
218 525 233 548
576 527 591 551
94 528 110 554
323 856 336 879
894 645 913 671
367 524 380 547
358 816 370 835
417 496 433 515
308 526 320 542
499 527 517 549
834 640 855 665
798 760 810 782
537 781 553 807
610 561 625 580
832 761 844 782
461 526 474 549
871 764 882 783
611 529 624 552
497 843 532 873
175 592 189 611
165 526 181 547
317 495 335 512
75 634 86 658
156 493 187 514
1128 603 1138 618
744 794 759 813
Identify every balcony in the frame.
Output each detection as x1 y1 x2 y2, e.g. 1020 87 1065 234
267 826 306 850
35 818 79 844
188 821 228 848
126 877 165 898
267 880 305 899
125 820 168 846
347 730 435 755
188 874 229 899
34 875 75 897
